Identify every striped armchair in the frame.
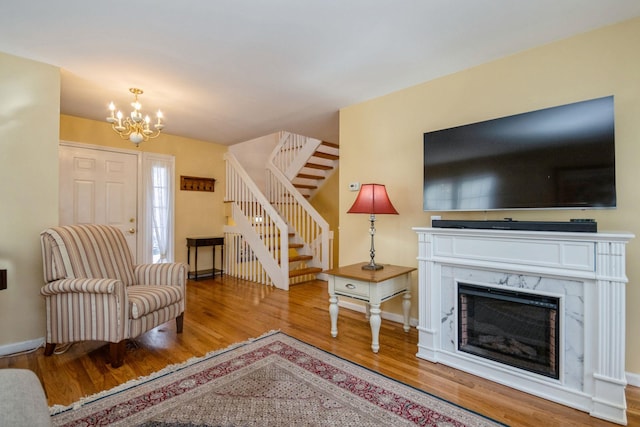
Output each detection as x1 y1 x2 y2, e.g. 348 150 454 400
40 224 188 367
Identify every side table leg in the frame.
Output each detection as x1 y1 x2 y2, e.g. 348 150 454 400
402 291 411 332
369 303 381 353
329 294 339 338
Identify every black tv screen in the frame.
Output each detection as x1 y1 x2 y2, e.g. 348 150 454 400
423 96 616 211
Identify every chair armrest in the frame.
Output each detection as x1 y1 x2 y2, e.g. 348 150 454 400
40 277 124 296
134 263 188 287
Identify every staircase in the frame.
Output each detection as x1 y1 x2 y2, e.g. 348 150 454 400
292 141 340 198
224 132 338 289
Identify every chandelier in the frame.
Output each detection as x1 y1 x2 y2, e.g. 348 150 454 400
106 88 165 146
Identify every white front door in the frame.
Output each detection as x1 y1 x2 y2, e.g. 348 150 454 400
59 144 139 260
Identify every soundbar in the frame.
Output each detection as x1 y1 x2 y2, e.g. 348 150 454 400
431 219 597 233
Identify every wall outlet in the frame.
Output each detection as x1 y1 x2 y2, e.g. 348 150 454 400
348 182 360 191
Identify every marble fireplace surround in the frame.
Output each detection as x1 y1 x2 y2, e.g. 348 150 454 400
413 227 634 425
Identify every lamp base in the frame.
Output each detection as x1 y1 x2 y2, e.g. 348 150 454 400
362 262 383 271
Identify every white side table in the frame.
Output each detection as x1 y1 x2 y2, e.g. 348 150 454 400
326 263 415 353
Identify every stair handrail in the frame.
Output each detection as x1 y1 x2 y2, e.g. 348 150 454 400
267 134 330 274
224 152 289 289
271 131 322 181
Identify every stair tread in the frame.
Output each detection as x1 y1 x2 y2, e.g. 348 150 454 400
297 173 325 180
321 141 339 149
289 267 323 278
312 152 339 161
294 183 318 190
289 255 313 262
267 244 304 250
305 162 333 170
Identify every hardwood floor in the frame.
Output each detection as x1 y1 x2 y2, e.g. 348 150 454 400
2 275 639 426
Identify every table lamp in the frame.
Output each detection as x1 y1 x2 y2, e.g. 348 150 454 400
347 184 398 270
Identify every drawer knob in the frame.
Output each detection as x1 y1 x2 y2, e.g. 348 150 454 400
345 283 356 289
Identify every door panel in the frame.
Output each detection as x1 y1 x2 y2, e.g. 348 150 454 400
59 145 138 260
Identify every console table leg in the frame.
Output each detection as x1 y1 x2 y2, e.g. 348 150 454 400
403 291 411 332
369 303 381 353
329 294 339 338
194 246 199 280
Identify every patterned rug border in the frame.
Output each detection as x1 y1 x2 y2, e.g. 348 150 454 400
50 330 507 426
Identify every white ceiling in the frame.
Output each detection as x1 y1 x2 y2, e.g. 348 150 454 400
1 1 639 146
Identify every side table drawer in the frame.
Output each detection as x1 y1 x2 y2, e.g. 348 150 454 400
333 276 369 299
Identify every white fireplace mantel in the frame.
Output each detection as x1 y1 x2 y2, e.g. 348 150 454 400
413 226 634 425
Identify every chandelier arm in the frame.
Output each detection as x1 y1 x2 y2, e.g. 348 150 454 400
111 123 132 139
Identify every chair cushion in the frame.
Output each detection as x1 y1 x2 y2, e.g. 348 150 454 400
127 285 184 319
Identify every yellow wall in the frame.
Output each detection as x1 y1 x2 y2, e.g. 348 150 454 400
310 167 340 268
340 18 640 372
60 115 228 269
0 52 60 348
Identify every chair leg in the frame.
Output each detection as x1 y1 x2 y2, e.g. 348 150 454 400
176 313 184 333
110 340 126 368
44 343 56 356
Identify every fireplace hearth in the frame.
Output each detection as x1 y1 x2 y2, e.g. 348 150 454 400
414 227 633 425
457 283 559 379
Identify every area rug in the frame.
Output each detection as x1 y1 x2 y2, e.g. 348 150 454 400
50 331 505 426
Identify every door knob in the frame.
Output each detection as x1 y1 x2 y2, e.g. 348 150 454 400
128 228 136 234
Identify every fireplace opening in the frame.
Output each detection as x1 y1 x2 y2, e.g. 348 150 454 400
458 283 560 379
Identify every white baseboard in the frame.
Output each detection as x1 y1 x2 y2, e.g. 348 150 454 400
627 371 640 388
0 337 44 357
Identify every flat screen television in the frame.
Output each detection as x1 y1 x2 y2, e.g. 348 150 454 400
423 96 615 211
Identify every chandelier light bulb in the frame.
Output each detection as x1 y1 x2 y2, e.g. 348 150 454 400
106 87 165 146
143 115 153 135
106 102 117 123
155 110 165 130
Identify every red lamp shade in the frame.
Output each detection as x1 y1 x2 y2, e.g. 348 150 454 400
347 184 398 215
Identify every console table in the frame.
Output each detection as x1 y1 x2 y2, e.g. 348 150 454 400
326 263 415 353
186 236 224 280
